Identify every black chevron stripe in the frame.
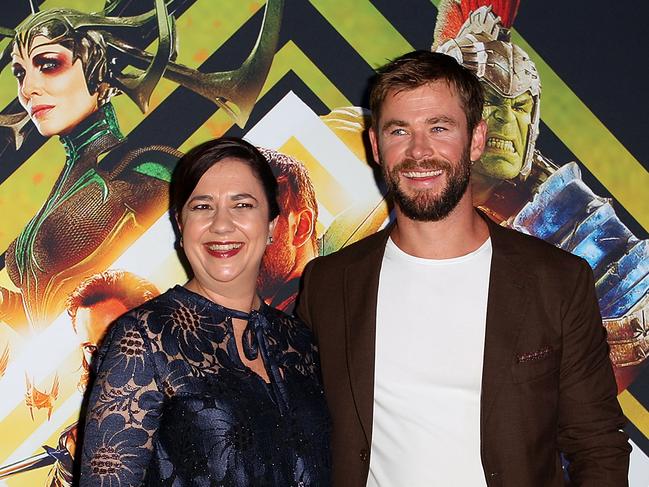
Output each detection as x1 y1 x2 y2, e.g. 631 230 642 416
370 0 438 49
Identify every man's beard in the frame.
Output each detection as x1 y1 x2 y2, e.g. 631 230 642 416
258 221 294 298
383 145 472 222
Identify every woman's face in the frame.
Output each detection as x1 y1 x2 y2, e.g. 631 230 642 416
179 158 277 294
11 35 99 137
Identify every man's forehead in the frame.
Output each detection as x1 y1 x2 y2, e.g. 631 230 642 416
381 81 464 118
387 79 456 99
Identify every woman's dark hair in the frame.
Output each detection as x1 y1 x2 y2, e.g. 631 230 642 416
171 137 280 221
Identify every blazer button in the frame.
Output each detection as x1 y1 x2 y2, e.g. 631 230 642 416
359 449 369 462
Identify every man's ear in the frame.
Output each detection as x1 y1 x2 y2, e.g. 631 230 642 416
369 126 380 164
292 208 315 248
470 119 488 163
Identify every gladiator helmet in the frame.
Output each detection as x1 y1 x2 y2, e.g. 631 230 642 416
436 5 540 178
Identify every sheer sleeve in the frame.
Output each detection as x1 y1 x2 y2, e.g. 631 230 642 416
80 315 164 486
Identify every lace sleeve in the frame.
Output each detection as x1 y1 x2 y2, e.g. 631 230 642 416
80 315 164 486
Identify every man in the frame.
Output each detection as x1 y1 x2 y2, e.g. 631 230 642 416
258 148 319 313
297 51 630 486
47 270 159 486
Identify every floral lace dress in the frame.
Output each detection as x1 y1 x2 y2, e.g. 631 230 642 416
80 286 331 486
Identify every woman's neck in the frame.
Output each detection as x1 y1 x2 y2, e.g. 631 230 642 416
59 103 124 163
185 278 260 314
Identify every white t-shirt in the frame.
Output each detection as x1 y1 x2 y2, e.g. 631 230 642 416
367 236 492 487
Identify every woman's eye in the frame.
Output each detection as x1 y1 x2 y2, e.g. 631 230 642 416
190 204 211 211
11 66 25 81
235 202 254 209
38 59 60 72
32 54 64 73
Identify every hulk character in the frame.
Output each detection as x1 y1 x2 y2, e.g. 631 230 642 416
434 1 648 391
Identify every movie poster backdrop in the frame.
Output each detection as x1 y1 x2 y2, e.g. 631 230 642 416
0 0 647 485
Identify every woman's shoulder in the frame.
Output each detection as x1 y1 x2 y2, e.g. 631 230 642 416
117 286 198 339
122 287 180 319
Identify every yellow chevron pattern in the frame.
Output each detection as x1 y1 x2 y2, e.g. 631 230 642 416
0 1 646 485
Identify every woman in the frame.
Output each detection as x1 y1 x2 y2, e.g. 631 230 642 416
80 137 331 486
0 0 282 332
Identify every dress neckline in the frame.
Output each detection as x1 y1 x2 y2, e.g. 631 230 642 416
171 284 269 319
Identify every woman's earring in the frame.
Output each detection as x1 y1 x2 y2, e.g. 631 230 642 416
179 237 183 247
267 235 273 245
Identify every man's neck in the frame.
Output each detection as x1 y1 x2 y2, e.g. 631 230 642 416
390 197 489 260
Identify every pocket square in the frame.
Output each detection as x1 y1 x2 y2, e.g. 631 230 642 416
516 346 553 363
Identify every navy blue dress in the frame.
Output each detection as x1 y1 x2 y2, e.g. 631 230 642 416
80 286 330 486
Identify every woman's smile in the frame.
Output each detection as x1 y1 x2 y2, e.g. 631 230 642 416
204 241 245 258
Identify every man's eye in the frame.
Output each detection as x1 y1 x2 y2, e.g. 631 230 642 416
235 202 254 209
431 126 446 133
390 128 407 136
484 96 500 106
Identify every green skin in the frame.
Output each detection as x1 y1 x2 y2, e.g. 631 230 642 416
471 84 534 205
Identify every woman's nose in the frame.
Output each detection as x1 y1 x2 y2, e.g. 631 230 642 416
20 71 43 101
209 208 236 233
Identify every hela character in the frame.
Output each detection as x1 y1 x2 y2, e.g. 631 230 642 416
0 0 284 332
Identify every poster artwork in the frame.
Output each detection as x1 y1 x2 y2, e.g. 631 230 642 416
0 0 646 485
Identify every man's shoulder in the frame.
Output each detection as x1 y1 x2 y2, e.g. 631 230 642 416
492 221 590 275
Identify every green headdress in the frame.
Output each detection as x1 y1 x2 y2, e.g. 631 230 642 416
0 0 284 147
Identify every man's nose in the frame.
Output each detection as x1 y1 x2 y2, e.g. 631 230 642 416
406 131 434 160
492 103 515 124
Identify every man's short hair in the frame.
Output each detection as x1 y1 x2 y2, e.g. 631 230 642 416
67 270 160 331
258 148 319 251
369 50 484 133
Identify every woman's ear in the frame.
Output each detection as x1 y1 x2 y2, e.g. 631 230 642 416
174 211 183 246
268 215 279 240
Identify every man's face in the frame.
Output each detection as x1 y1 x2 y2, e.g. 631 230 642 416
477 83 533 180
75 298 129 368
370 81 486 221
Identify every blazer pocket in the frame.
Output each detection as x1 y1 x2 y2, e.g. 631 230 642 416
511 347 560 383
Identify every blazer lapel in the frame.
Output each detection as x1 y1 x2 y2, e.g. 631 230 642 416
481 218 530 426
343 227 391 446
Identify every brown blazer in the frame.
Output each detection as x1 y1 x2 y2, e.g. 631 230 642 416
297 214 630 487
